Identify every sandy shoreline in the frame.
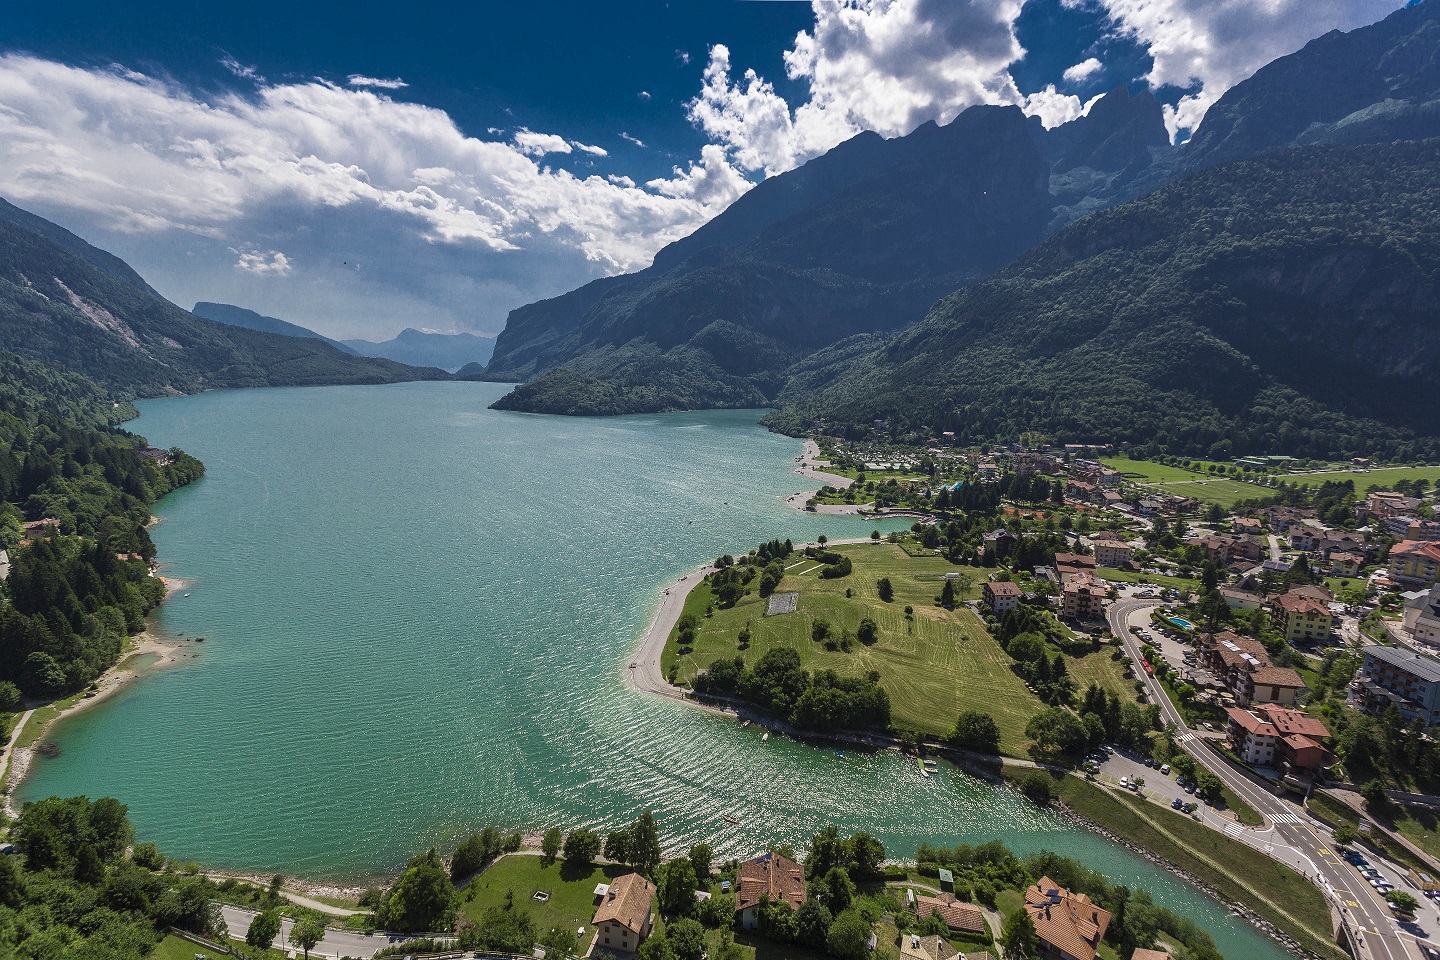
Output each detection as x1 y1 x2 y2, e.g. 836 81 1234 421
794 439 853 489
2 573 202 818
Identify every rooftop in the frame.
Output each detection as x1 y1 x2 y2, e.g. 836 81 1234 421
1363 644 1440 683
736 853 807 913
592 873 656 933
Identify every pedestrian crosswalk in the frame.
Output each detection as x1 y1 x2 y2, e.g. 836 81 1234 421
1225 823 1245 837
1271 813 1303 824
1177 733 1195 743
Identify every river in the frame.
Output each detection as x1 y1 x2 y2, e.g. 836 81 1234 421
21 381 1288 958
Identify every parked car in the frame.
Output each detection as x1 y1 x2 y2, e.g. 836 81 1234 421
1171 798 1184 810
1161 764 1171 775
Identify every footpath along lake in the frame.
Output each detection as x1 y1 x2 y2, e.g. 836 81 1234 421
22 381 1286 958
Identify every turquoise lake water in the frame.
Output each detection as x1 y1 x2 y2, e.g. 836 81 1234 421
21 382 1285 958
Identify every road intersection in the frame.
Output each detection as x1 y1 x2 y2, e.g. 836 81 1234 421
1107 597 1422 960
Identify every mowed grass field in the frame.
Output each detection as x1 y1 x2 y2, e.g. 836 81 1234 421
666 543 1130 755
1145 477 1273 509
1277 465 1440 492
1101 456 1210 483
459 854 632 934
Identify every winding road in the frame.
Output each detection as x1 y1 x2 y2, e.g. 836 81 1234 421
1108 598 1420 960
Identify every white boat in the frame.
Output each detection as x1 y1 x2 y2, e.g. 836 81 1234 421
762 732 770 742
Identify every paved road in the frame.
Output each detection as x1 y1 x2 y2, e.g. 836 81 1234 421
1268 534 1283 562
1107 597 1420 960
216 904 453 959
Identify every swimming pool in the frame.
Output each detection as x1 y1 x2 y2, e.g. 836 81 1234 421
1169 616 1196 630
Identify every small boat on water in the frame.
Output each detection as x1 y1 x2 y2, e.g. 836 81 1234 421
836 750 845 758
740 720 750 727
724 815 740 824
917 757 930 777
762 732 770 742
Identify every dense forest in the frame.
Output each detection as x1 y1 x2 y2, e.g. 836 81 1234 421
0 350 203 697
769 139 1440 459
0 795 235 958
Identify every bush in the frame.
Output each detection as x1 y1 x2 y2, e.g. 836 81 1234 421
1019 770 1053 805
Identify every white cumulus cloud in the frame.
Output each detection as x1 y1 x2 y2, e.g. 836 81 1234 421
571 141 609 157
1062 57 1103 84
347 75 409 90
233 248 292 276
1089 0 1406 137
689 0 1026 177
0 54 761 334
512 128 573 157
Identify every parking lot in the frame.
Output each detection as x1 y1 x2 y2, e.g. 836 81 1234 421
1089 748 1207 813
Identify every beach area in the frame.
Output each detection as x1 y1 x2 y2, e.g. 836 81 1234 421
0 577 198 819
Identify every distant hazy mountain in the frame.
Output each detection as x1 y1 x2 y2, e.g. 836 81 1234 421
192 301 360 355
0 204 449 396
767 139 1440 459
345 328 494 373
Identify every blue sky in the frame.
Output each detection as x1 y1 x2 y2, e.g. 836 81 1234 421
0 0 1407 340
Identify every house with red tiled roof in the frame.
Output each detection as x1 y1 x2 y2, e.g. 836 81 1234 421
983 580 1021 615
1269 590 1338 644
592 873 656 954
1391 540 1440 589
735 853 807 931
1200 632 1306 707
1025 878 1111 960
1225 705 1330 774
915 893 986 935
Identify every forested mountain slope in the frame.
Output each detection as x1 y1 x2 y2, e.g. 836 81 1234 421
484 0 1440 421
766 140 1440 460
483 104 1058 413
0 207 449 397
0 350 205 697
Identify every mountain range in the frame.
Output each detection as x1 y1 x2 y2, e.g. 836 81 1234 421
191 303 495 373
0 211 448 398
481 0 1440 457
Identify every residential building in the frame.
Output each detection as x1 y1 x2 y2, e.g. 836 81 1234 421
1269 590 1338 644
1025 877 1111 960
1053 553 1096 571
1329 552 1364 577
1200 631 1307 706
1232 518 1263 536
1258 505 1315 533
592 873 656 954
983 580 1022 616
1219 587 1264 611
1362 491 1423 523
915 893 986 935
1405 586 1440 647
735 853 807 931
1225 704 1330 774
1351 645 1440 725
1091 539 1133 569
900 934 959 960
1189 534 1263 566
1061 572 1106 621
1390 541 1440 588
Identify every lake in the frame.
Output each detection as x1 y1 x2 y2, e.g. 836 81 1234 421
21 381 1287 959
